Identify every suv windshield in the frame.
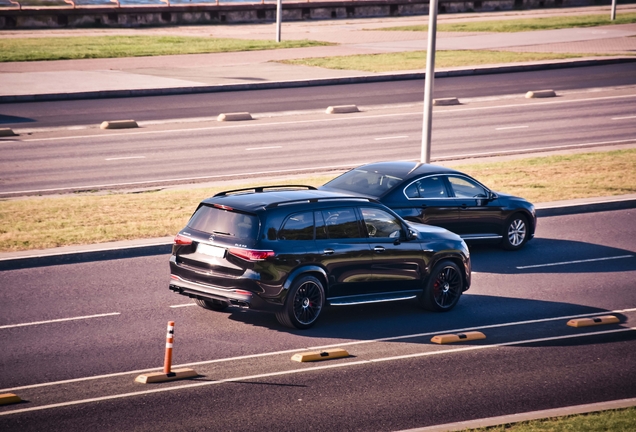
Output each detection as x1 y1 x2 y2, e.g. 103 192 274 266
327 169 403 196
187 205 259 240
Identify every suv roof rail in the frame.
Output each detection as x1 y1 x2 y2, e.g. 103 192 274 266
214 185 317 197
266 196 377 208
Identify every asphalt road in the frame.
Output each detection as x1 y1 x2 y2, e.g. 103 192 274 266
1 87 635 196
1 62 635 130
1 209 635 431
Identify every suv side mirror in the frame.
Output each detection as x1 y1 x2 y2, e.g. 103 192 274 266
407 229 418 240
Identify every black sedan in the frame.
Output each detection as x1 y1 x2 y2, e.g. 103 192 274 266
320 161 536 250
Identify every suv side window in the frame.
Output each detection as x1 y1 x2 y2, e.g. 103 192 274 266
321 207 362 239
448 175 488 198
278 211 315 240
361 207 402 238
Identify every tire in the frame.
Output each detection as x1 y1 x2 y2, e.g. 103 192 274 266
194 298 229 311
419 260 464 312
502 214 529 251
276 275 325 329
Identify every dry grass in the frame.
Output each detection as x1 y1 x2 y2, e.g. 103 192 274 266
1 150 634 252
279 50 604 73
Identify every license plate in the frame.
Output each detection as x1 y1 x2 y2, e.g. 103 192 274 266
197 243 226 258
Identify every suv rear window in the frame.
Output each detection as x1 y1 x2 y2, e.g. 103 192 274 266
187 205 259 240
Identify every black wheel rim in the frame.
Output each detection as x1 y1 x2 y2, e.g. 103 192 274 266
432 266 462 308
292 281 323 325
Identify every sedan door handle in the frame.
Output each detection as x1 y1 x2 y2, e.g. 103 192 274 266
374 246 386 252
323 249 334 255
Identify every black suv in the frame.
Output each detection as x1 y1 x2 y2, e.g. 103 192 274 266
169 186 471 329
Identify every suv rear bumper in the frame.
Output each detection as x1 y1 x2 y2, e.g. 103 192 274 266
169 274 282 311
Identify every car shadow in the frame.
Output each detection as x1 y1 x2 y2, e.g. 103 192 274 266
469 238 636 274
0 114 35 125
224 294 634 347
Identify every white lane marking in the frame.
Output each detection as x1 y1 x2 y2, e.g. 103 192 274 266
495 125 529 131
19 93 636 144
169 303 197 308
374 135 409 141
245 146 282 151
105 156 146 161
5 136 636 198
3 307 636 393
0 312 121 330
612 115 636 120
2 326 634 417
517 255 634 270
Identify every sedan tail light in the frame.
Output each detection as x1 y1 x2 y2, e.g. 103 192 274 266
229 248 275 261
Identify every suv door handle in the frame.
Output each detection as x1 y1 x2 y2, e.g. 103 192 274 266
374 246 386 252
323 249 334 255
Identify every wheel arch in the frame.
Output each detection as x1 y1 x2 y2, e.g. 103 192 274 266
283 265 329 293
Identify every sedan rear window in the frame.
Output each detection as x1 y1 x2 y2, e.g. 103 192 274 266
187 205 259 240
327 169 403 196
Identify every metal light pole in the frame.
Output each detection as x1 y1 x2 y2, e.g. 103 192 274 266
611 0 617 21
420 0 438 164
276 0 282 42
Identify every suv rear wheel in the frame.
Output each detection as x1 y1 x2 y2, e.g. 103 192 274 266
419 260 464 312
194 298 229 311
276 275 325 329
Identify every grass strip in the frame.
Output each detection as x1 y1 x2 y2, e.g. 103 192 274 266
279 50 605 73
472 406 636 431
380 12 636 33
0 36 332 62
1 149 635 253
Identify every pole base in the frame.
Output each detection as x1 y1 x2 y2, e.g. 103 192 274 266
135 368 198 384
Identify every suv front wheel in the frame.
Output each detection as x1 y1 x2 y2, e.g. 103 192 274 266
276 275 325 329
419 260 464 312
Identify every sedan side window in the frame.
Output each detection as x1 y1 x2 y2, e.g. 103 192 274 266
321 208 362 239
448 176 488 198
360 207 402 238
279 211 315 240
404 176 446 199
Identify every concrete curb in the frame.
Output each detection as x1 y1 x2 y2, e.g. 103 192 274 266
0 196 634 271
1 57 634 104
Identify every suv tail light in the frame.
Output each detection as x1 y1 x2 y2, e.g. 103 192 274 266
229 248 275 261
174 234 193 245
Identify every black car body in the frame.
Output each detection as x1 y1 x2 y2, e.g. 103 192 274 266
320 161 536 250
169 186 471 329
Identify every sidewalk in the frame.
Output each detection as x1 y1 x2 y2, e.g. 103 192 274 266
1 5 636 102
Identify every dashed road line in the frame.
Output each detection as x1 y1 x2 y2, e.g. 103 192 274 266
517 255 634 269
0 312 121 330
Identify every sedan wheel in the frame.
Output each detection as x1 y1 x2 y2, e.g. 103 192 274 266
419 260 464 312
276 275 325 329
502 214 528 250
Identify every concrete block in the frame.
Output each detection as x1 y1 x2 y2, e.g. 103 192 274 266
326 105 359 114
100 120 139 130
217 112 253 121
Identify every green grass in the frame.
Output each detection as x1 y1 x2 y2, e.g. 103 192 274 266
1 149 635 252
0 36 332 62
470 407 636 431
279 50 604 73
380 12 636 33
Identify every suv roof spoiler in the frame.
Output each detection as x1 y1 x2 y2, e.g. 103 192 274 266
214 185 317 197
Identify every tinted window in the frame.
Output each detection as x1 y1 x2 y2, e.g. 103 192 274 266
279 212 314 240
404 176 446 199
187 205 258 240
326 169 403 196
361 207 402 238
448 176 487 198
321 208 362 239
